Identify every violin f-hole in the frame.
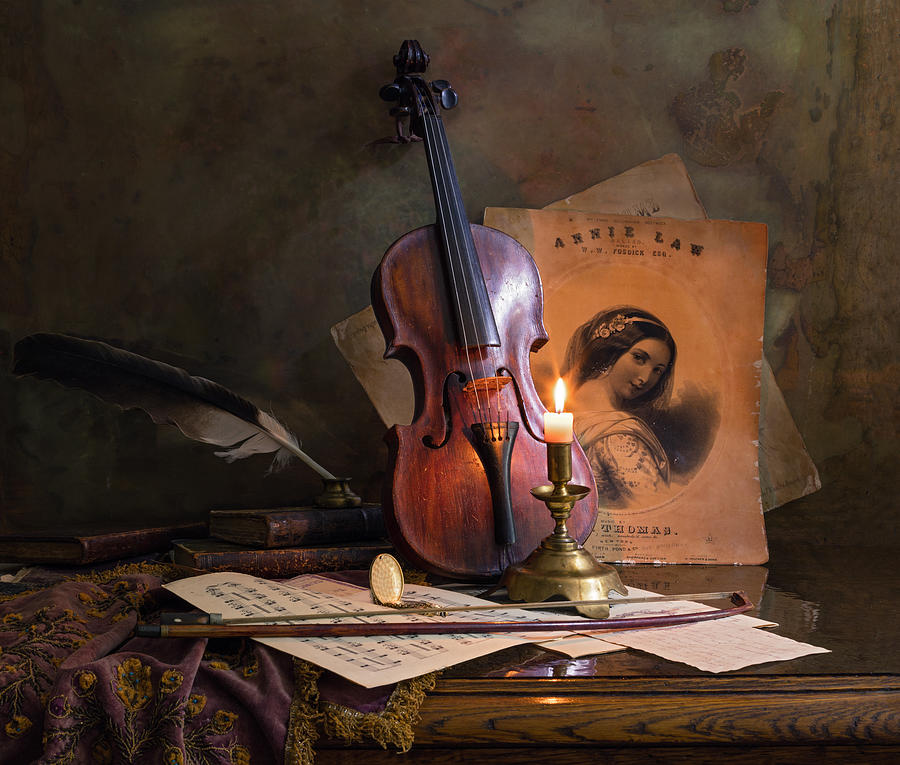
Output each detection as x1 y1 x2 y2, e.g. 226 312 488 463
422 371 466 449
497 367 545 442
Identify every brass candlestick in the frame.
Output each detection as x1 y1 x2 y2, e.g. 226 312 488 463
501 441 627 618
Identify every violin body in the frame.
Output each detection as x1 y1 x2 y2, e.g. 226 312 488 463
372 222 597 578
371 40 597 579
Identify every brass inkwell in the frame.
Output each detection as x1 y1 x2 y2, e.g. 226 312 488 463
314 477 362 508
501 380 627 618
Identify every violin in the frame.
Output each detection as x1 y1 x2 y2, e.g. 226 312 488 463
371 41 597 579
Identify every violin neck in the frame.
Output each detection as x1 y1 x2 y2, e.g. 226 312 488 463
421 112 501 349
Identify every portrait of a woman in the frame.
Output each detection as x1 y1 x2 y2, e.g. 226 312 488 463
562 306 677 509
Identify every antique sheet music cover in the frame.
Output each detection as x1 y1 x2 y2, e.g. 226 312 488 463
483 207 768 564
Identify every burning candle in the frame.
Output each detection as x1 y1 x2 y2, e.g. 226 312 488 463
543 378 574 443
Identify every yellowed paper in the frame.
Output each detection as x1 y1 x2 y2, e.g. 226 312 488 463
758 360 822 508
483 208 769 564
547 156 818 510
621 564 769 607
544 153 708 220
541 587 778 666
544 588 826 672
538 636 626 658
330 307 414 427
597 615 829 673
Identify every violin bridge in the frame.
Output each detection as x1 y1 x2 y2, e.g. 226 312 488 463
463 376 512 401
464 376 513 431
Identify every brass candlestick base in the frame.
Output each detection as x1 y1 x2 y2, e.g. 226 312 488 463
501 442 626 618
314 478 362 508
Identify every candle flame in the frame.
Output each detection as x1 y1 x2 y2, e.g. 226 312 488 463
553 378 566 413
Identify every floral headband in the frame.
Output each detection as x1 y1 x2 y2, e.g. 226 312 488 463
590 314 667 341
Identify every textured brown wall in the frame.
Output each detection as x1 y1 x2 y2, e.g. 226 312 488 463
1 1 896 541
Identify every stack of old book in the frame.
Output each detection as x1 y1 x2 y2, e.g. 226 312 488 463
170 504 392 577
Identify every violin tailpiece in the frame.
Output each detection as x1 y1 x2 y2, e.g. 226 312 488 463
470 421 519 546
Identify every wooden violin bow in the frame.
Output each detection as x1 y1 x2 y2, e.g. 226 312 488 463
135 592 753 639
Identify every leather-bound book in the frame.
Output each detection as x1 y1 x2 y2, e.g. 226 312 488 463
171 538 393 578
0 522 207 565
208 504 384 548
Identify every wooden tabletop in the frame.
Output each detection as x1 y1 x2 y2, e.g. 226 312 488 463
318 538 900 763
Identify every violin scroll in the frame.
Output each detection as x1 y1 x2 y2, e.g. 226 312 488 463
393 39 429 75
379 41 457 143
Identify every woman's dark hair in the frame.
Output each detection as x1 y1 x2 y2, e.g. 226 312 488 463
562 305 677 410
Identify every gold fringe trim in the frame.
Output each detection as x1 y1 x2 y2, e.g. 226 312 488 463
397 563 429 586
71 561 186 584
321 671 439 754
284 659 323 765
0 561 185 604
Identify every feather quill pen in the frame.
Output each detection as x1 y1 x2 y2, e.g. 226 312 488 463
12 332 335 479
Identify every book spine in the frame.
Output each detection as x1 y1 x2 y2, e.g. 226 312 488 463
267 506 385 547
77 523 208 563
183 544 392 578
211 505 385 548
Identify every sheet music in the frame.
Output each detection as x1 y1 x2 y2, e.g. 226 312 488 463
164 573 579 687
605 586 776 627
165 575 828 680
538 636 627 658
597 616 830 672
537 587 773 658
539 587 827 670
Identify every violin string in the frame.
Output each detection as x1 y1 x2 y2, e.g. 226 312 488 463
419 90 488 425
428 102 501 432
421 108 482 423
425 91 502 432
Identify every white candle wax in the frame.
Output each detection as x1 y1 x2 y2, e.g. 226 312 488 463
544 378 574 442
543 411 574 443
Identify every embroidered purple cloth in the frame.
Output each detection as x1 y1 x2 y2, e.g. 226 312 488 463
0 569 297 763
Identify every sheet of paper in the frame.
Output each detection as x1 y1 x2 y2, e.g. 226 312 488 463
596 617 830 673
483 208 769 564
604 586 775 627
547 157 818 511
541 586 827 671
329 307 414 428
164 572 579 688
543 153 708 219
538 586 775 658
538 636 626 658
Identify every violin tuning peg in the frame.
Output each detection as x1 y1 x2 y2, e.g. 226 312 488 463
380 82 403 102
430 79 458 110
440 87 458 110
